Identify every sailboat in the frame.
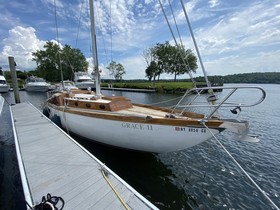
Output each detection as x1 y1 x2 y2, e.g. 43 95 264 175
47 0 266 153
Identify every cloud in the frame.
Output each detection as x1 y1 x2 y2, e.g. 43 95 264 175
0 0 279 80
119 55 147 79
0 26 46 70
204 50 280 76
190 1 280 54
209 0 219 8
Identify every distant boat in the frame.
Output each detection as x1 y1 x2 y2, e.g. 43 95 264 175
25 76 50 92
0 75 10 93
74 71 95 90
56 80 79 92
47 0 266 153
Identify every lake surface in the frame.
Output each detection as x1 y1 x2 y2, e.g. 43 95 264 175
0 84 279 209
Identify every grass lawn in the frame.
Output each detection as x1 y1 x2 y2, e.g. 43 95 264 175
101 81 205 93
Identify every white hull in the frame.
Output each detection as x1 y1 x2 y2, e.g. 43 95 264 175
49 106 220 153
0 75 10 93
0 85 10 93
75 82 95 90
25 83 49 92
74 71 95 90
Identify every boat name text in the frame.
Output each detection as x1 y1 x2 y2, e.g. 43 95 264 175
121 123 153 130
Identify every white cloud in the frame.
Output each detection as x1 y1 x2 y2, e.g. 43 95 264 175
192 1 280 54
204 50 280 76
209 0 219 8
0 0 279 80
120 55 147 79
0 26 46 70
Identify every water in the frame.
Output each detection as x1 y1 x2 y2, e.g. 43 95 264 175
0 84 279 209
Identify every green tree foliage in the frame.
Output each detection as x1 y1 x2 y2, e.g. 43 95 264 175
145 61 158 81
106 61 126 81
144 41 198 81
32 41 88 82
3 70 27 80
223 72 280 84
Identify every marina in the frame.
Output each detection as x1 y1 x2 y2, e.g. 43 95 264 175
0 85 279 209
10 101 157 209
0 0 279 208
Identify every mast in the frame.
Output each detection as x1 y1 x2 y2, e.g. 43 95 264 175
89 0 101 97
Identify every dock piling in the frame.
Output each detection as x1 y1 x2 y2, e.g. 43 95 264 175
8 56 20 103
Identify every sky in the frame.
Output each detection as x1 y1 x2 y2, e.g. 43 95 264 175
0 0 279 80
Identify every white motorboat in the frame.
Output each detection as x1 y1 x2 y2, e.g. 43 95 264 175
56 80 79 92
25 76 50 92
74 71 95 90
0 75 10 93
47 0 266 153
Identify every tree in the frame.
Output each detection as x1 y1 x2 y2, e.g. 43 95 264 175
106 61 126 81
32 41 88 82
145 61 158 81
3 70 11 80
144 41 198 81
166 45 198 81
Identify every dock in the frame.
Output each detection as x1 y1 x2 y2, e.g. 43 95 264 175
10 102 158 209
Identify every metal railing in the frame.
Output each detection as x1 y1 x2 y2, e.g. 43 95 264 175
173 86 266 120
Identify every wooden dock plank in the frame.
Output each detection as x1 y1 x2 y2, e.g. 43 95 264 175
11 102 158 209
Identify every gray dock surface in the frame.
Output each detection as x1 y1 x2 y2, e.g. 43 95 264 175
11 102 157 209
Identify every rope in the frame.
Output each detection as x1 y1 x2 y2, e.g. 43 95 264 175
201 122 280 210
101 165 130 210
146 95 184 106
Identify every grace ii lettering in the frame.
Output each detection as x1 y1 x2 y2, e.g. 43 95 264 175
121 123 153 130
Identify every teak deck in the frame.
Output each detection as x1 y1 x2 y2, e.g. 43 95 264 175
11 102 157 209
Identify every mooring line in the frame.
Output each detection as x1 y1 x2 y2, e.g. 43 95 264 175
202 122 280 210
101 164 130 210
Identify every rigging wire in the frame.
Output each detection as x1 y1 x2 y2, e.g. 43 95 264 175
179 0 211 88
167 0 183 47
202 122 280 210
109 0 115 85
54 0 64 87
94 1 110 74
158 0 204 116
75 0 85 49
157 0 197 87
109 0 113 64
94 0 116 92
167 0 196 83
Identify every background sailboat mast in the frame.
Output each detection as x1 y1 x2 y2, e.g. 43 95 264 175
89 0 101 96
